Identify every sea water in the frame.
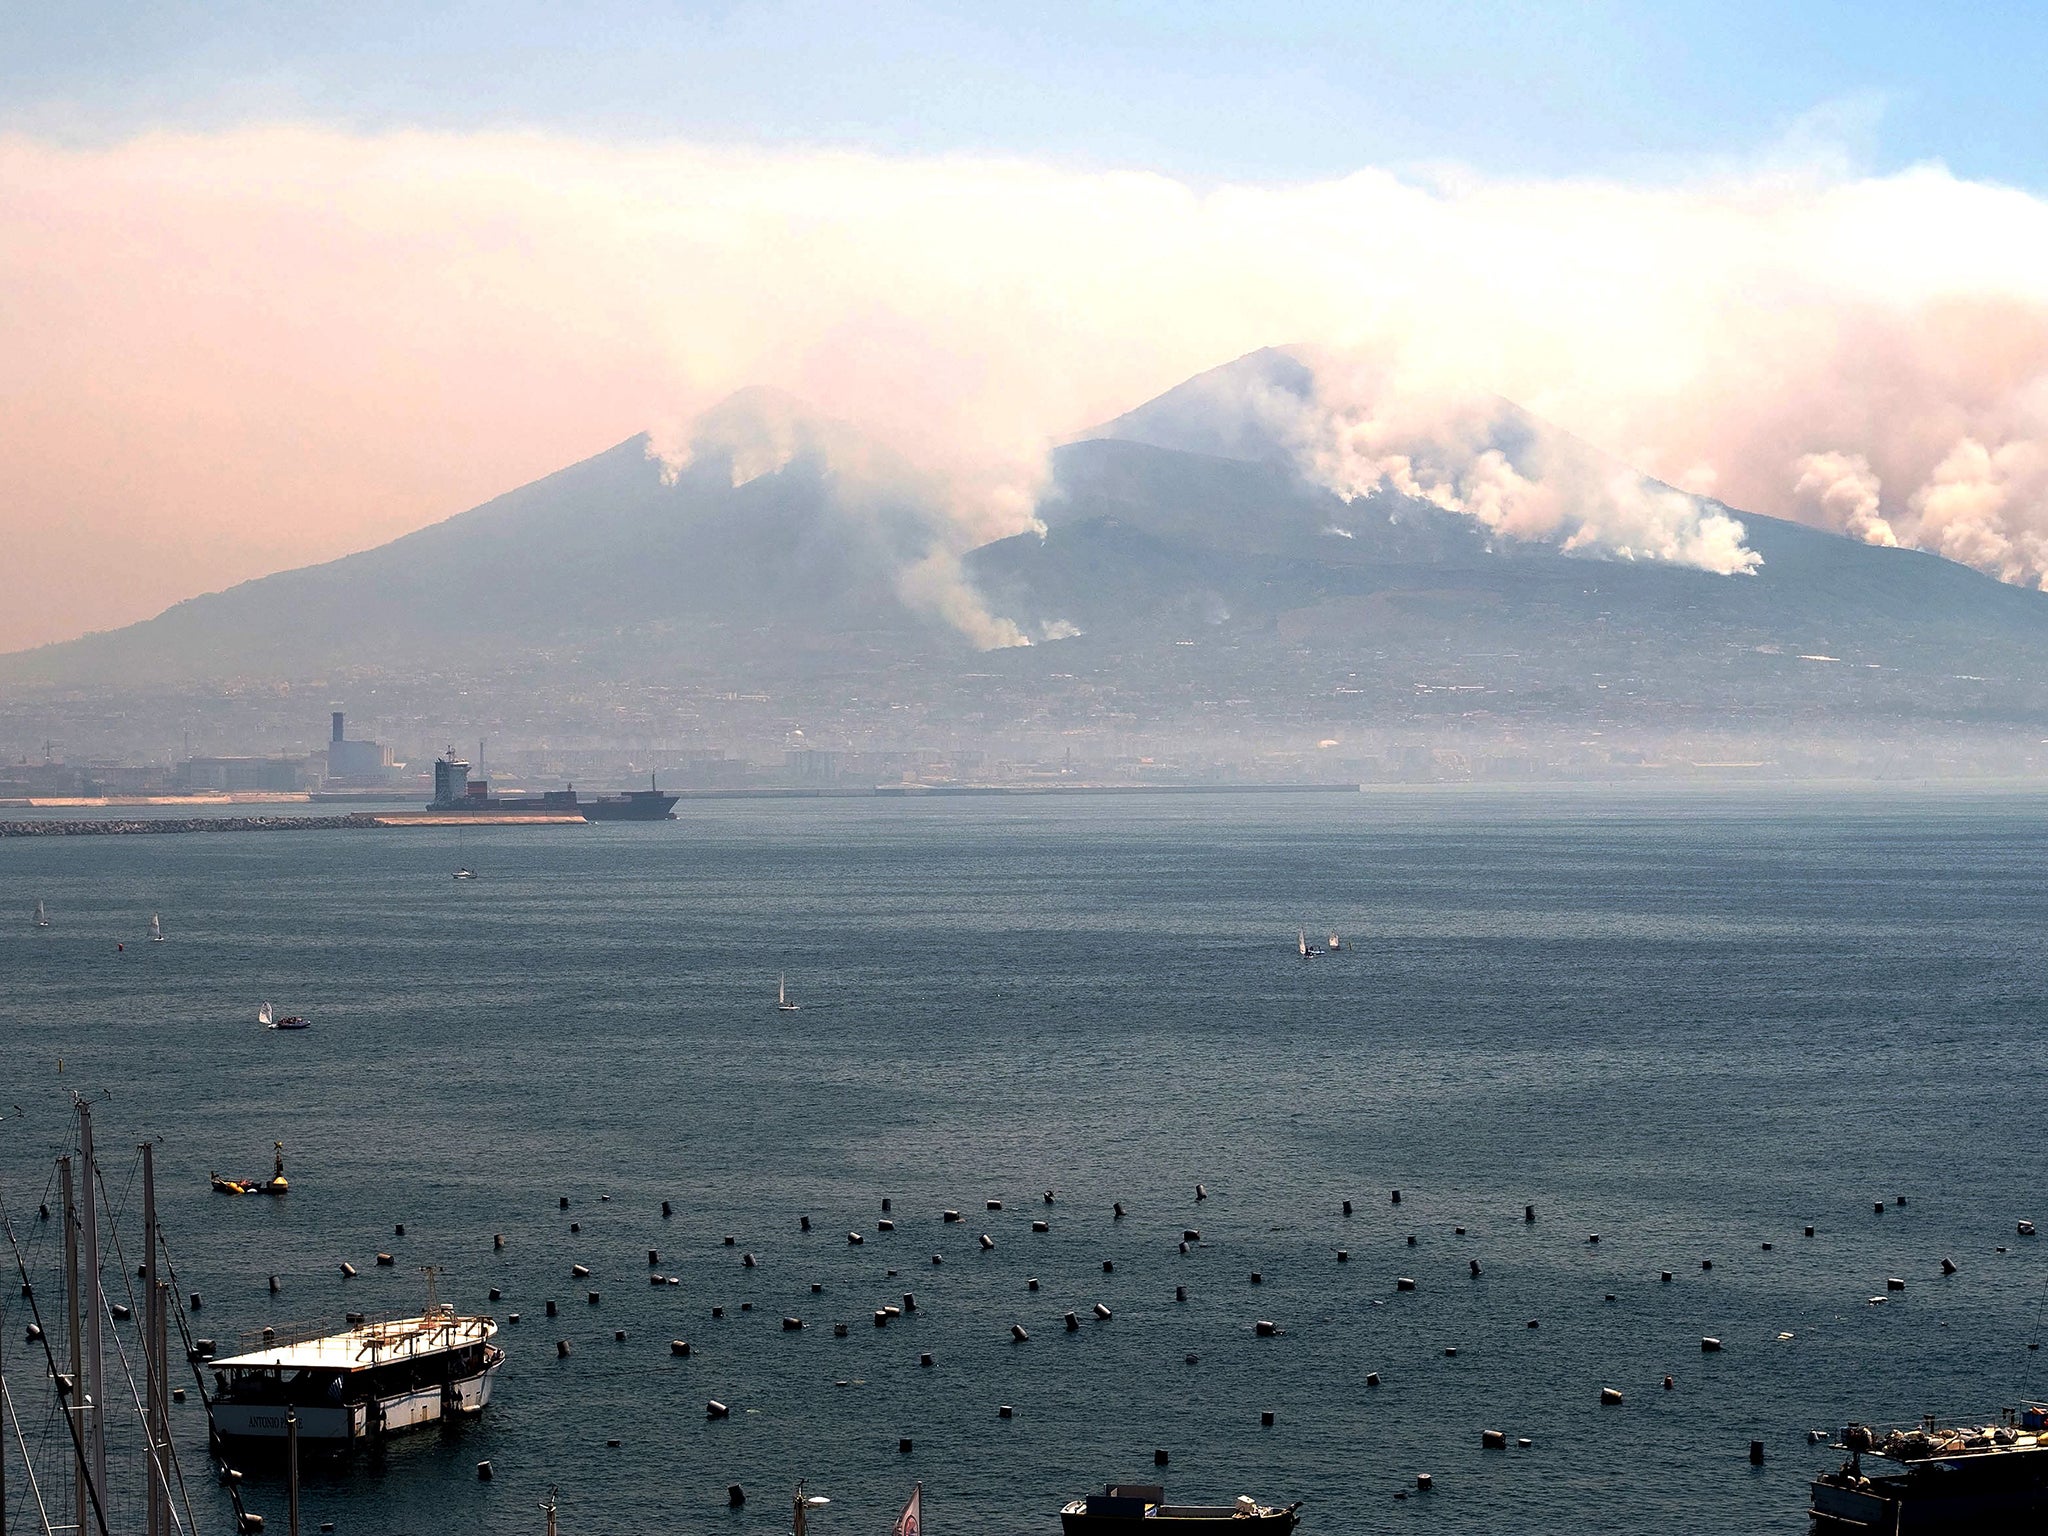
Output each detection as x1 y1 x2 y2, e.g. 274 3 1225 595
3 786 2046 1535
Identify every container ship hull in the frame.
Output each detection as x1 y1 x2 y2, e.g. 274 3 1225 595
579 789 680 821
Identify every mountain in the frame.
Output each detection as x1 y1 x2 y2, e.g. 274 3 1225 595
0 390 973 686
7 352 2048 747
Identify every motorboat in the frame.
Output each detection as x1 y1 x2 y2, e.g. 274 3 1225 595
1061 1486 1301 1535
259 1002 310 1031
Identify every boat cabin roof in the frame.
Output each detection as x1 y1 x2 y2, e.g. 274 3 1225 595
212 1310 495 1373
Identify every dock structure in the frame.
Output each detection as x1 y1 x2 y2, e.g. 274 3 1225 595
1 811 583 836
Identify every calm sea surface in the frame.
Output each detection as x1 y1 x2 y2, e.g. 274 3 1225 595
3 787 2047 1536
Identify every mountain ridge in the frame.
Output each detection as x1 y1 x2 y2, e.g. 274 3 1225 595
6 350 2048 743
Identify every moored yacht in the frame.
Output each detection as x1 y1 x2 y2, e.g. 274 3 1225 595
209 1305 503 1448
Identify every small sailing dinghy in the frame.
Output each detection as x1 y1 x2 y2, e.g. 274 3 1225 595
1297 928 1322 958
33 899 50 928
150 912 165 942
453 867 478 880
260 1001 310 1030
777 975 801 1012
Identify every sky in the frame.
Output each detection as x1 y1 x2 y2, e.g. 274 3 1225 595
3 3 2048 651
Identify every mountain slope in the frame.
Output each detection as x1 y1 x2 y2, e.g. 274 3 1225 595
7 358 2048 740
0 422 959 685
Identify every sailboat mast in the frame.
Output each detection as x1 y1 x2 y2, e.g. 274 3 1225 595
142 1139 168 1536
76 1102 107 1506
60 1156 85 1536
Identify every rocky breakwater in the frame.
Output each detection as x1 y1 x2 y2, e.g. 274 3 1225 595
0 813 385 837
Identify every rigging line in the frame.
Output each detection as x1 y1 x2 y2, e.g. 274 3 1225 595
89 1162 191 1536
149 1235 216 1536
0 1187 112 1536
2024 1281 2047 1404
103 1152 137 1234
2 1374 56 1536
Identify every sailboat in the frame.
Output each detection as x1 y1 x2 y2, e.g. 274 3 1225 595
260 1000 311 1031
1 1101 231 1536
453 866 478 880
149 912 165 942
33 898 50 928
777 975 801 1012
1297 928 1322 959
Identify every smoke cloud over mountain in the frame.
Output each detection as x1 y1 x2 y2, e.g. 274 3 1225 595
1185 349 1762 574
647 387 1037 648
3 127 2047 650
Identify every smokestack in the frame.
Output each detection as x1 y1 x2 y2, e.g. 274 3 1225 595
331 712 345 744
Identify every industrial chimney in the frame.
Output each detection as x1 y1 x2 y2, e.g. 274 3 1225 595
332 712 345 744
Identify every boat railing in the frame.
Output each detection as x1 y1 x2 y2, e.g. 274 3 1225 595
230 1309 493 1359
231 1318 359 1355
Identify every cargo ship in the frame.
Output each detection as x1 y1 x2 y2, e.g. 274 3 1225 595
208 1306 502 1448
577 773 680 821
1811 1410 2048 1531
430 756 676 820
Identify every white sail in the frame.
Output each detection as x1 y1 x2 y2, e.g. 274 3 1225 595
779 975 786 1005
258 1001 274 1027
34 899 49 927
150 912 164 941
1298 928 1308 956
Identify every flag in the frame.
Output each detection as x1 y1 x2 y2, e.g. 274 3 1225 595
892 1482 921 1536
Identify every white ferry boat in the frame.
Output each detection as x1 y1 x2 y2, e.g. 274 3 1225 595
208 1306 502 1446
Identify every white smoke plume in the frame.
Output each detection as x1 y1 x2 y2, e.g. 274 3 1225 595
645 387 1042 647
1793 451 1896 547
6 128 2048 649
1235 352 1761 573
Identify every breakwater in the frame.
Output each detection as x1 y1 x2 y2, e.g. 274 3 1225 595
0 812 383 837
